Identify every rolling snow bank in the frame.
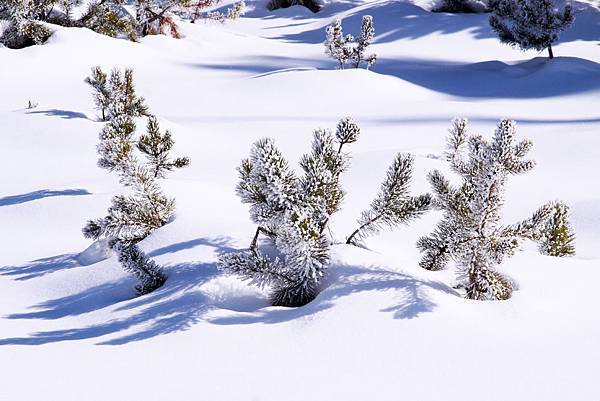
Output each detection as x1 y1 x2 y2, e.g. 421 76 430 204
1 0 599 400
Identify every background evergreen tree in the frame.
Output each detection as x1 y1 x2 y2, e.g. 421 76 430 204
489 0 574 58
417 118 559 300
0 0 53 49
0 0 137 48
346 154 431 246
219 118 361 307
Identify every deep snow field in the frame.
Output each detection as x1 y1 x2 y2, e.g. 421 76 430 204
1 1 600 399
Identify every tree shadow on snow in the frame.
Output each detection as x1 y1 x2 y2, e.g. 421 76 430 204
375 56 600 98
0 253 83 281
0 237 236 346
0 188 90 207
259 0 599 44
25 109 90 120
0 261 220 346
209 264 458 325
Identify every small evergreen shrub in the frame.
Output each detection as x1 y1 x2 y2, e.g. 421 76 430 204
219 118 361 307
83 67 189 295
417 118 566 300
324 16 377 70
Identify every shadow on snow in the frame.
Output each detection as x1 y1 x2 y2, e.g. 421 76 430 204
209 264 457 325
0 241 457 346
258 1 599 44
0 188 91 207
25 109 90 120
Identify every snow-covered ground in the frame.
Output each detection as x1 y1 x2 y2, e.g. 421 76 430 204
1 1 599 399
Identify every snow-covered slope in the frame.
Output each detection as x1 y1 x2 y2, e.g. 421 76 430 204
1 1 599 400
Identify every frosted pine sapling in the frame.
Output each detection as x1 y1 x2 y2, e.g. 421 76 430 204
346 154 431 246
324 16 377 70
489 0 573 59
83 68 189 294
417 118 556 300
219 118 361 307
539 201 575 256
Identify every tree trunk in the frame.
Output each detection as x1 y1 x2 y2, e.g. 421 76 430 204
548 44 554 59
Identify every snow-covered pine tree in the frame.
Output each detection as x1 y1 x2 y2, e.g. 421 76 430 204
417 118 557 300
351 15 376 69
324 19 352 69
83 67 189 295
346 154 431 246
219 118 361 307
137 116 191 178
324 16 376 70
539 201 575 256
489 0 574 59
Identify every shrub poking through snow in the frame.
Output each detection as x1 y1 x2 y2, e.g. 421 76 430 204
0 0 186 48
83 67 189 295
324 16 377 70
346 154 431 247
489 0 574 59
538 201 576 257
85 67 149 122
417 118 561 300
218 118 361 307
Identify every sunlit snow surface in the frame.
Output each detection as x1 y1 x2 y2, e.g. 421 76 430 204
1 1 599 400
